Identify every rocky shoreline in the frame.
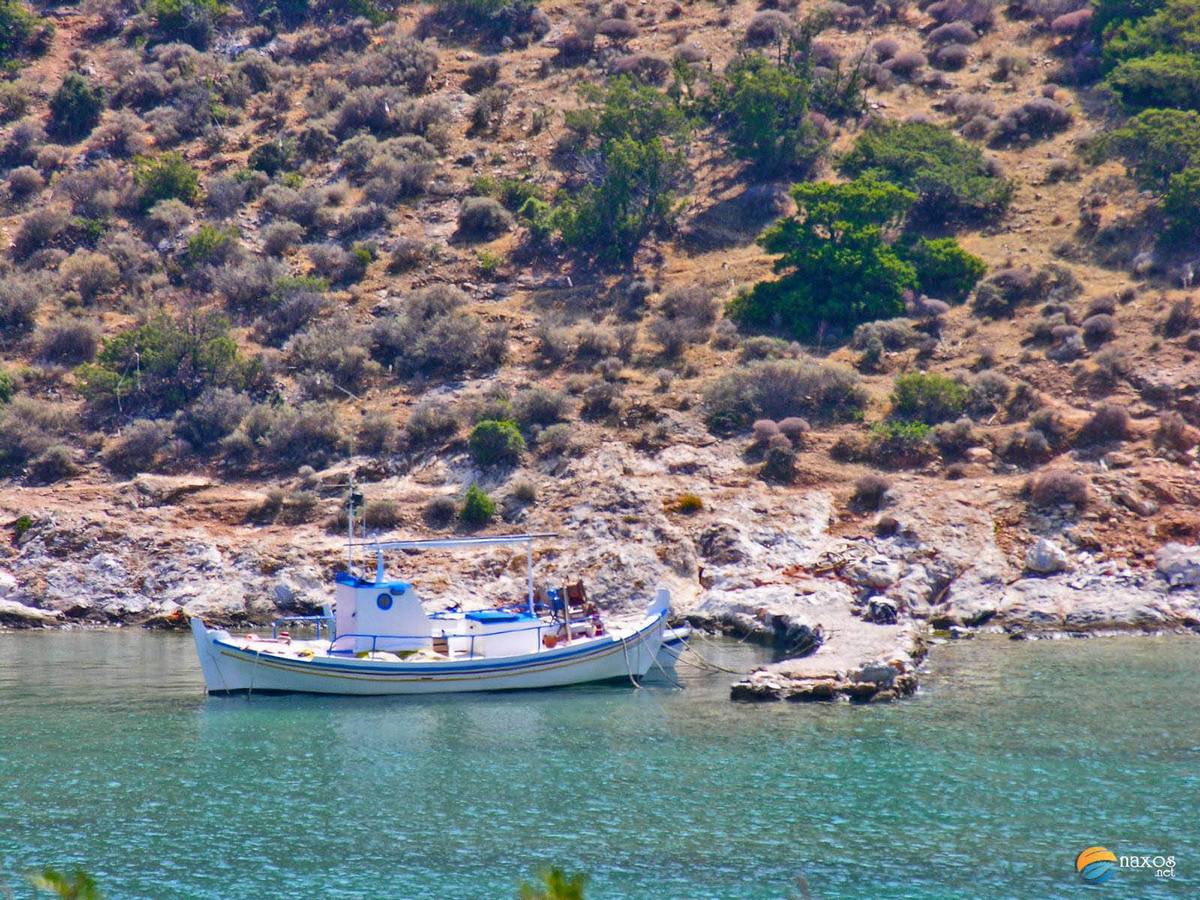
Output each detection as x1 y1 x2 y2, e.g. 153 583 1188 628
3 447 1199 704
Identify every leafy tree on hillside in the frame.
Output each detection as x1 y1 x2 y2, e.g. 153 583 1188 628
77 313 256 421
838 120 1013 223
1094 108 1200 187
1107 53 1200 111
49 74 104 141
550 77 689 263
707 52 828 176
1163 167 1200 241
901 237 987 303
727 177 918 338
1101 0 1200 66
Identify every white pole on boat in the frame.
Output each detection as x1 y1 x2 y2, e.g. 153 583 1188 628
526 539 534 617
347 479 354 576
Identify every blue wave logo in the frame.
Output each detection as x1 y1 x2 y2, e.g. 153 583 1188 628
1076 846 1118 885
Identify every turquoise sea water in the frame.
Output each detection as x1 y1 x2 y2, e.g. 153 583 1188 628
0 630 1197 899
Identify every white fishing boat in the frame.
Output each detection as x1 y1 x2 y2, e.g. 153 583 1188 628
189 533 671 695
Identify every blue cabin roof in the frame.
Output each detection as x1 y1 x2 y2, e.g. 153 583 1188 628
464 610 530 623
335 572 413 592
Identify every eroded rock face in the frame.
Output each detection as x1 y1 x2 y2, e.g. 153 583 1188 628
1157 543 1200 588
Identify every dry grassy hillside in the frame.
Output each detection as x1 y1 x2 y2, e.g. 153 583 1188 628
1 0 1198 621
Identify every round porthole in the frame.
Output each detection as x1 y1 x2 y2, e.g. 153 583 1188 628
376 593 393 611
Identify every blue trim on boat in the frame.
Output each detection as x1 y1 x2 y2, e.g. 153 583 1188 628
334 573 412 592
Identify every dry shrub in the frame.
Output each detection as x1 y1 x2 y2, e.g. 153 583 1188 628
1077 403 1129 445
705 358 868 431
1027 469 1089 508
1154 411 1199 454
992 99 1071 144
927 21 977 45
102 419 173 477
37 319 99 365
852 474 892 511
745 10 792 45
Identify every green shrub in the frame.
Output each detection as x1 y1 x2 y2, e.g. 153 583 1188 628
902 237 987 303
49 74 103 141
77 313 251 421
0 369 12 403
472 175 541 211
1096 108 1200 189
185 224 239 266
704 357 868 431
1102 0 1200 67
890 372 968 424
838 120 1013 223
707 52 829 175
148 0 225 48
248 139 294 176
727 177 917 338
460 482 496 525
134 153 200 211
865 420 936 467
1164 167 1200 241
468 419 525 466
0 0 46 63
1107 53 1200 111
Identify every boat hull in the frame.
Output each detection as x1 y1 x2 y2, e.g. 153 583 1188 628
190 615 667 696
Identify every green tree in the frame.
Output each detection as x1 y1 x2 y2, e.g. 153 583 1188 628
708 52 828 175
838 120 1013 223
552 135 683 263
1096 108 1200 188
902 237 987 303
565 76 689 147
518 867 589 900
468 419 525 466
728 177 918 337
551 76 689 263
1106 52 1200 111
1092 0 1162 33
148 0 224 48
1101 0 1200 66
49 74 104 141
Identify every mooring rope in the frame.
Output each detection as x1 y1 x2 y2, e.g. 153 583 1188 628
619 631 641 689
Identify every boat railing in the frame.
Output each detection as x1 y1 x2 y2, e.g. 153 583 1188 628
271 614 334 641
329 620 561 659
